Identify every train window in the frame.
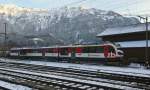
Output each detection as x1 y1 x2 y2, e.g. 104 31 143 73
27 49 32 53
60 48 68 55
83 47 89 53
44 48 48 52
68 48 72 53
53 48 58 53
47 48 53 53
88 47 95 53
20 50 26 55
38 49 42 53
11 50 18 53
45 48 53 53
96 47 103 53
32 50 36 53
32 49 41 53
88 46 103 53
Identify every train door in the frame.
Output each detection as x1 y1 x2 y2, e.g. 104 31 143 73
71 48 76 60
42 49 45 57
109 46 116 58
60 48 69 56
104 46 109 58
59 48 70 61
57 48 60 61
104 45 116 58
20 49 26 56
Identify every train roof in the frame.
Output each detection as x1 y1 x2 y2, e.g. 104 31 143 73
10 43 116 50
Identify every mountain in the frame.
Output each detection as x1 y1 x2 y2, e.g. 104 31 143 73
0 4 140 47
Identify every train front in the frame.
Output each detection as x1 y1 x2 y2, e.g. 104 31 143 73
103 44 124 64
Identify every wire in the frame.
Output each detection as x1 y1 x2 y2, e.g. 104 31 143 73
129 9 150 14
113 0 140 10
62 0 148 17
110 0 150 16
57 0 90 8
101 0 133 10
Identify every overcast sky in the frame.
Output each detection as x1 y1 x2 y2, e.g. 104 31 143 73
0 0 150 15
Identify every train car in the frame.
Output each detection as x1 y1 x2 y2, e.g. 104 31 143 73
9 48 20 58
9 43 124 64
73 44 123 64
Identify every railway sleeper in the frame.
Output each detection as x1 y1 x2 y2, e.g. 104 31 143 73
0 62 150 89
0 69 125 90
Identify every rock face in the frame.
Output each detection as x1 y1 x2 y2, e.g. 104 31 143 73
0 4 139 47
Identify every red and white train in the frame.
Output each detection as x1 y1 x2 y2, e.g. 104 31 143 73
9 43 124 64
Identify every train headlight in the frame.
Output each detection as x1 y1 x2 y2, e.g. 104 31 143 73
117 50 124 57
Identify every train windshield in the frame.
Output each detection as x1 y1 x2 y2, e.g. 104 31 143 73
117 50 124 56
108 46 115 53
11 50 18 53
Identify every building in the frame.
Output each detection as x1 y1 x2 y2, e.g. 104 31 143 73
97 23 150 63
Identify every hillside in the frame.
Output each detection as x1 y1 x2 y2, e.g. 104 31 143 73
0 4 140 47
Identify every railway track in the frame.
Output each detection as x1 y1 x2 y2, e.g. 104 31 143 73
0 86 10 90
0 61 149 90
0 68 127 90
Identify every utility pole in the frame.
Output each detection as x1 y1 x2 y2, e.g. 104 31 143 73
4 23 7 59
145 17 149 68
138 16 149 68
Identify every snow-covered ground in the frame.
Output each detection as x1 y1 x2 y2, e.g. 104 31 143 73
0 58 150 78
0 80 31 90
0 65 141 90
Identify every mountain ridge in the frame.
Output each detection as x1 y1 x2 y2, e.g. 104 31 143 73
0 4 140 47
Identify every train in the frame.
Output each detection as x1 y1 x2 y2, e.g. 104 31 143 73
8 43 124 65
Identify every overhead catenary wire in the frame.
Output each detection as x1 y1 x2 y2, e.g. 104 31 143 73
60 0 149 17
104 0 150 17
2 0 150 20
4 0 149 16
60 0 90 7
100 0 139 11
128 9 150 15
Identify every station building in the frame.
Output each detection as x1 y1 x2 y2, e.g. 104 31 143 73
97 23 150 63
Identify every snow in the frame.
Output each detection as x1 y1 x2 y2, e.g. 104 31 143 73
97 23 150 37
0 80 31 90
0 66 141 90
129 63 145 68
116 40 150 48
1 58 150 78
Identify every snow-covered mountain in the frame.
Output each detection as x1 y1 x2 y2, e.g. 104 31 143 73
0 4 48 15
0 4 139 47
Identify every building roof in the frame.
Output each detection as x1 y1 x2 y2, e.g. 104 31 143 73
115 40 150 48
97 23 150 37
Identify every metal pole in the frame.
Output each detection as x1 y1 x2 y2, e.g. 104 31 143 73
145 17 149 67
4 23 7 59
138 16 149 68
